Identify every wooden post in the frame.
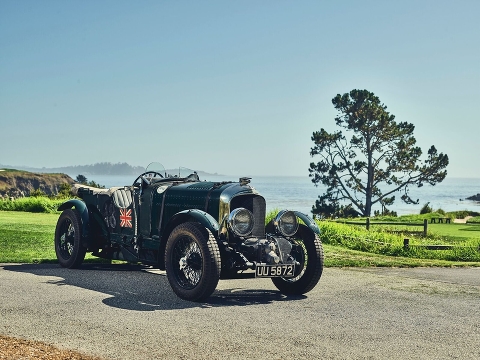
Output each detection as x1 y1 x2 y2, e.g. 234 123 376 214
403 238 410 249
423 219 428 237
366 217 370 231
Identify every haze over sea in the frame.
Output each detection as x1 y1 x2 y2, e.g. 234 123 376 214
71 173 480 217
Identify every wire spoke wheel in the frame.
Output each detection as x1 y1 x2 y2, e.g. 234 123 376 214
58 220 75 259
54 209 86 268
284 240 307 283
165 222 221 302
272 224 324 295
172 236 203 289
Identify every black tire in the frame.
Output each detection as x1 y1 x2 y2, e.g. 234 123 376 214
272 224 324 295
54 209 87 268
165 222 221 302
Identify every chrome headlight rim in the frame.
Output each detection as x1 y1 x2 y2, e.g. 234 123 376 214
274 210 299 237
228 207 255 237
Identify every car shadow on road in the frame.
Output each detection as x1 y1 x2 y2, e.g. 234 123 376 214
2 263 306 311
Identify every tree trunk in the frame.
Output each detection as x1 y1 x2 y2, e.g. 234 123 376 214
365 140 373 217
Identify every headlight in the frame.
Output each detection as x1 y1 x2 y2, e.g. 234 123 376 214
228 208 254 237
274 210 298 237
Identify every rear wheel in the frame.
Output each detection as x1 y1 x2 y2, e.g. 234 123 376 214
54 209 87 268
165 222 221 301
272 224 323 295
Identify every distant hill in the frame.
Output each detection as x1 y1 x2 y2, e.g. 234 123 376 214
0 169 74 198
0 162 224 177
0 162 145 176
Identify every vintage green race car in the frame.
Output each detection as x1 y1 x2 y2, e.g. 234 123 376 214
55 163 324 301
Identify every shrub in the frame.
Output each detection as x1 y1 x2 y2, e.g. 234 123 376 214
75 174 104 189
455 211 471 219
0 197 64 213
87 180 105 189
30 189 46 197
467 216 480 224
56 183 74 198
265 209 279 225
420 202 432 214
373 209 398 217
76 174 88 183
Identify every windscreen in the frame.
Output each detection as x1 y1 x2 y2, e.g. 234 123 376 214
145 162 166 177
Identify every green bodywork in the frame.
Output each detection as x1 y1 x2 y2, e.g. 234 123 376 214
60 177 262 266
58 199 91 243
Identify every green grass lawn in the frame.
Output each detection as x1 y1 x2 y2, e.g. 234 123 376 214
318 219 480 265
428 223 480 243
1 210 480 267
0 211 105 263
0 211 58 262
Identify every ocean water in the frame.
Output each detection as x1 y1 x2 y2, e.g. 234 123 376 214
73 173 480 216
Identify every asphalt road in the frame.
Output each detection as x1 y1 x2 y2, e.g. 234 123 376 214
1 264 479 360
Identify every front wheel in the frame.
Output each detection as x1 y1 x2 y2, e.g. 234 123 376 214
272 224 324 295
54 209 87 268
165 222 221 302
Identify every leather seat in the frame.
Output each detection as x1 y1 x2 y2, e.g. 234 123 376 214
112 188 133 208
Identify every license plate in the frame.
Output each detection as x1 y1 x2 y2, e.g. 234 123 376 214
255 264 295 278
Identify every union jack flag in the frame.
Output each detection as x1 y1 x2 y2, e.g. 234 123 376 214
119 208 132 228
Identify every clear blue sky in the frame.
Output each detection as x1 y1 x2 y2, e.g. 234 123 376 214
1 0 479 177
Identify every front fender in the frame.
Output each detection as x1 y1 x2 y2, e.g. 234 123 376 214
58 199 90 245
167 209 219 235
157 209 220 270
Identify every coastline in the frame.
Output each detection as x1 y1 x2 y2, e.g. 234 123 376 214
73 174 480 216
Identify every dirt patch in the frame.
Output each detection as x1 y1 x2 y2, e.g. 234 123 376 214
453 216 473 224
0 335 105 360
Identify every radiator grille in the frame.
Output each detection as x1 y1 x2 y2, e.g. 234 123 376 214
230 195 266 238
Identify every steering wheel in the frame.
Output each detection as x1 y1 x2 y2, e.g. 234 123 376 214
132 171 164 187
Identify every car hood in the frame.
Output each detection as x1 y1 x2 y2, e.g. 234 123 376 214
157 180 260 223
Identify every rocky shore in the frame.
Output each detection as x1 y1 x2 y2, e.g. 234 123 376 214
466 193 480 201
